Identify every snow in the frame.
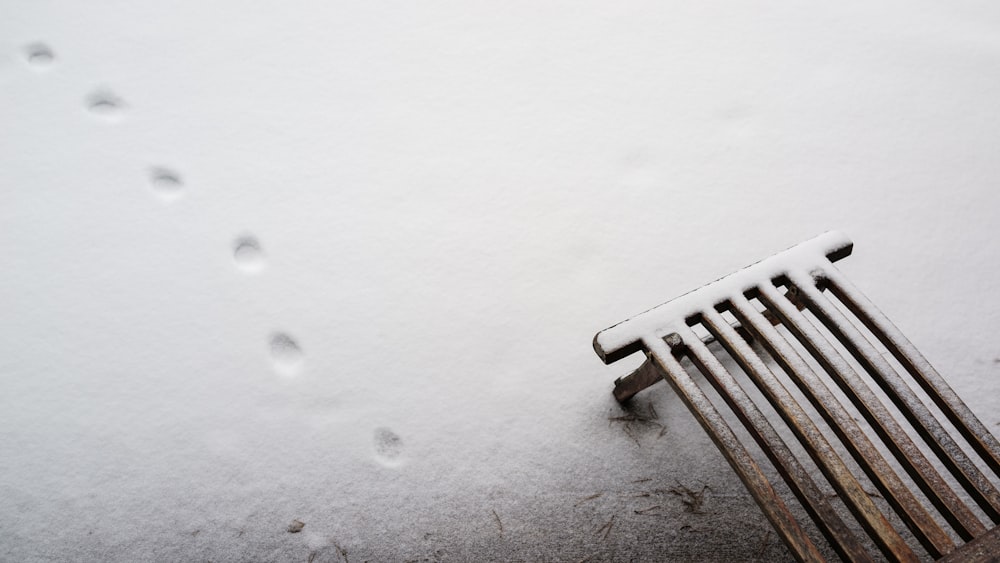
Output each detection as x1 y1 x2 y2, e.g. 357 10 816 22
593 230 852 363
2 1 1000 561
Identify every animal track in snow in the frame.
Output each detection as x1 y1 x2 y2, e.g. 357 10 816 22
24 43 54 69
233 236 265 272
373 428 404 466
269 333 303 376
149 167 183 201
619 149 659 191
86 89 125 118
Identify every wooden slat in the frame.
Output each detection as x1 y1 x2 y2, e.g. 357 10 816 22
593 234 1000 561
940 524 1000 563
702 307 926 560
758 283 989 539
822 265 1000 478
612 357 663 403
730 293 957 556
679 326 879 563
643 337 829 562
791 271 1000 523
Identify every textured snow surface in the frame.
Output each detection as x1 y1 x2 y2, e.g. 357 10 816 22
593 231 852 362
3 1 1000 561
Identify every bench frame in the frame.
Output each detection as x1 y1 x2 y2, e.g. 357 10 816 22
594 233 1000 562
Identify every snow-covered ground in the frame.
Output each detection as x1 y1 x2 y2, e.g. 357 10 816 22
2 1 1000 561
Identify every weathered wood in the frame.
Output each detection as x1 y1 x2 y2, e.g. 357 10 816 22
592 233 1000 561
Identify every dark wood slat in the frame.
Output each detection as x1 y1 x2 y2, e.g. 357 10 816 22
703 307 930 560
758 283 989 540
679 326 880 563
643 337 829 563
612 357 662 403
940 524 1000 563
730 293 958 556
822 266 1000 478
593 234 1000 561
791 271 1000 523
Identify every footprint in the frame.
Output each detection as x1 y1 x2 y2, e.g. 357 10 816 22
269 333 303 376
619 149 659 191
718 103 755 140
24 43 54 69
86 89 125 118
233 236 265 272
149 167 183 201
718 103 753 121
373 428 404 466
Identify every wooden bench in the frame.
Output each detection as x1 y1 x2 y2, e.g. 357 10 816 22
593 232 1000 562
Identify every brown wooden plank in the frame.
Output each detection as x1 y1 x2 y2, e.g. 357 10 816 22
731 293 957 556
758 283 989 540
643 336 829 562
679 326 880 563
791 271 1000 523
612 357 663 403
939 525 1000 563
823 266 1000 479
703 307 927 560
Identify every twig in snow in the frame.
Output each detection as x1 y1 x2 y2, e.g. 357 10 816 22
574 492 602 507
622 425 641 447
754 530 772 560
491 509 503 536
667 483 712 513
608 415 661 424
333 540 348 562
609 404 665 446
595 515 616 541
